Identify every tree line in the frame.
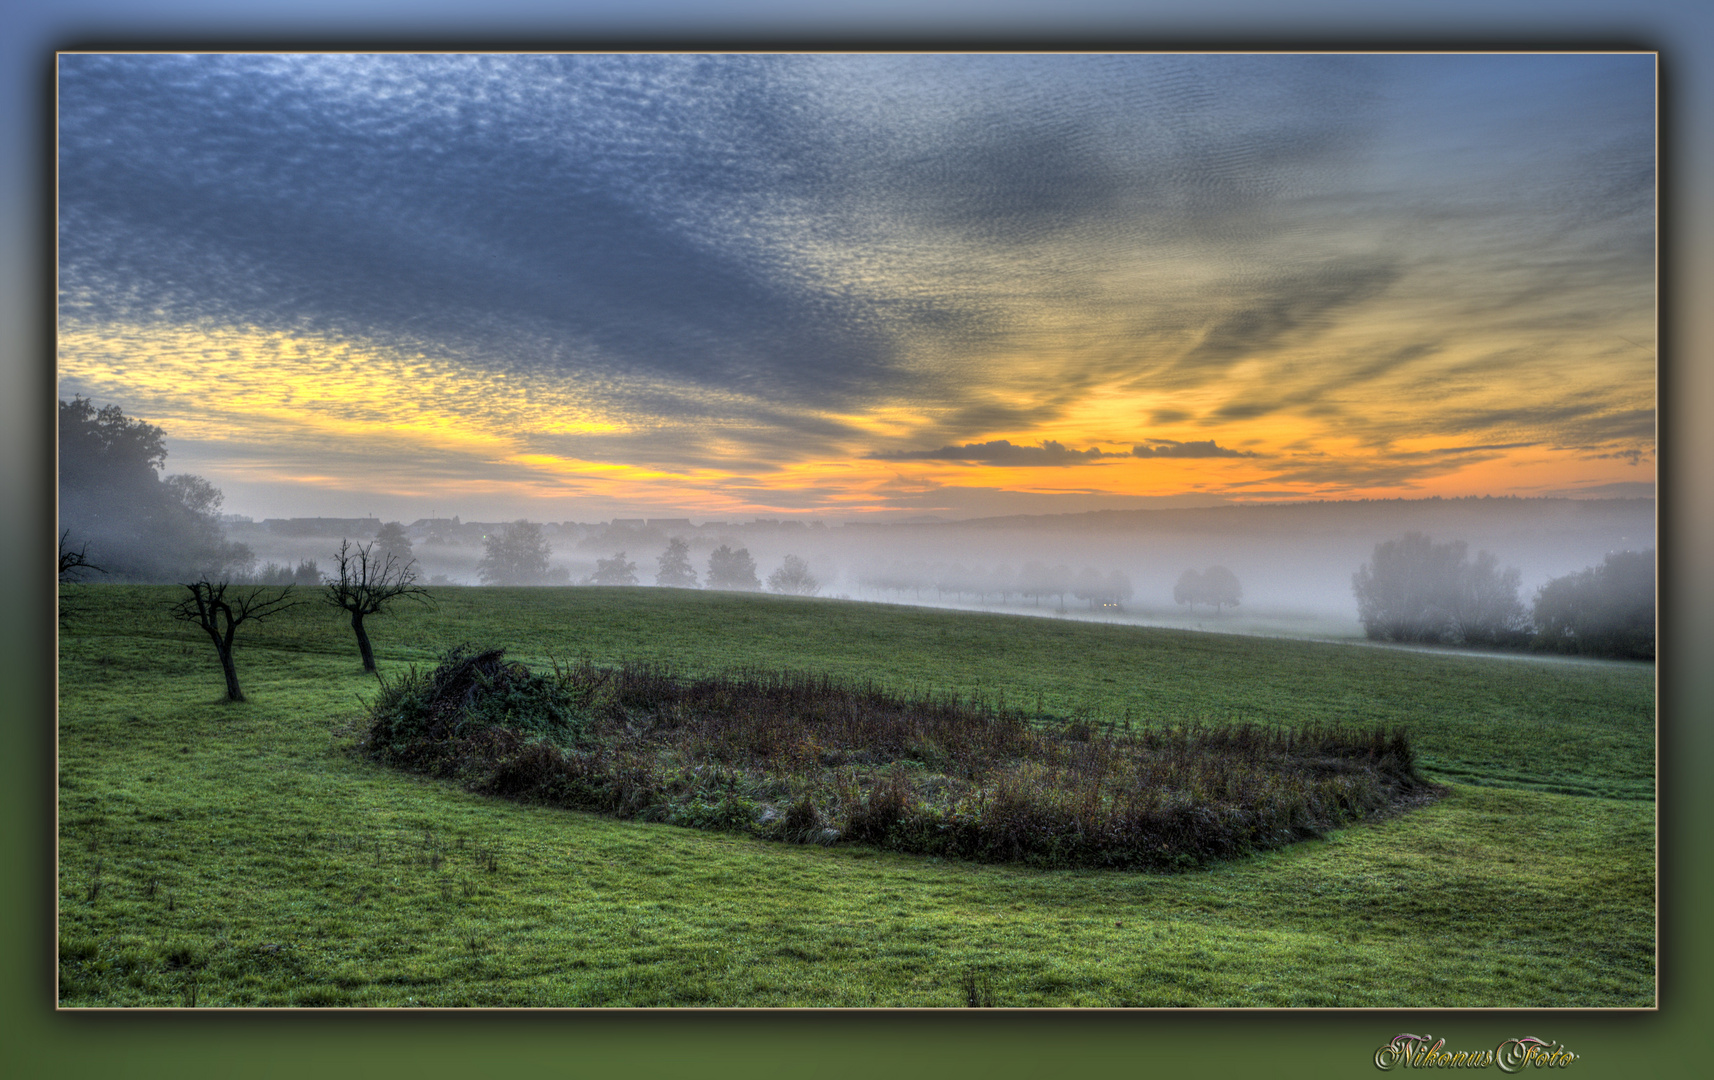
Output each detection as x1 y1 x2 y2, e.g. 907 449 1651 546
582 536 821 596
59 397 254 583
1352 532 1653 660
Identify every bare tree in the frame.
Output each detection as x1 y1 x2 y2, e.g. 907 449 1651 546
324 539 433 672
58 529 105 582
169 580 300 701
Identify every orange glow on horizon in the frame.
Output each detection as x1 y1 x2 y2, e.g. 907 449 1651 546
58 317 1655 519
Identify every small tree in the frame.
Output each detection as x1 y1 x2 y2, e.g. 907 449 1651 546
478 520 552 585
58 529 105 582
1201 566 1242 612
589 551 639 586
655 537 698 588
1172 568 1203 611
767 554 820 596
169 580 300 701
324 539 432 672
1019 561 1053 606
706 545 760 591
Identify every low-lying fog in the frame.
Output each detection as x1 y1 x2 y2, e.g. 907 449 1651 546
223 498 1654 643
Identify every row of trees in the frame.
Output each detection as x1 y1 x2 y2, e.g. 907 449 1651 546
587 540 821 596
1351 533 1653 659
1172 566 1242 613
169 537 431 701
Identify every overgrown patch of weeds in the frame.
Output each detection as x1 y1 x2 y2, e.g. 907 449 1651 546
363 648 1442 871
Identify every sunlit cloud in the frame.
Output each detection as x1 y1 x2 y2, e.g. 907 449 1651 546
57 53 1655 519
869 440 1125 466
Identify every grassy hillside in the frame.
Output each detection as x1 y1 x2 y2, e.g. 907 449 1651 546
56 585 1655 1007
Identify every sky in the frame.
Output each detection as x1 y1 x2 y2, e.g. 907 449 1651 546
56 51 1656 523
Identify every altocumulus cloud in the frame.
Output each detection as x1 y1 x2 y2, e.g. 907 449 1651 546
57 52 1654 509
869 438 1255 466
869 440 1124 466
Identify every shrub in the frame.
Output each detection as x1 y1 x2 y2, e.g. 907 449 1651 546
366 645 589 772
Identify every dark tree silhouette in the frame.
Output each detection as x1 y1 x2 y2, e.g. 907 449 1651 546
324 539 432 672
766 554 820 596
655 537 698 588
58 529 105 583
706 545 760 591
589 551 639 586
169 580 300 701
254 559 323 586
478 520 552 585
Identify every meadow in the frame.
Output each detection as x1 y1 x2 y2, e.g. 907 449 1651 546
55 585 1655 1007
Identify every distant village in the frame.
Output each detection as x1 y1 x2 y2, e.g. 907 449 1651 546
221 514 830 550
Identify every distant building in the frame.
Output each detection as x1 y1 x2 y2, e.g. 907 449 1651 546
646 518 694 531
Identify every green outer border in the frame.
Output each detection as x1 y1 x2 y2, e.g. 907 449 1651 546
10 24 1704 1080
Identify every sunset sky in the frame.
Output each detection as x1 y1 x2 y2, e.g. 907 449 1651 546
56 52 1656 522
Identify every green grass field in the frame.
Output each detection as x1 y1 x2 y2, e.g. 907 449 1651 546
56 585 1655 1007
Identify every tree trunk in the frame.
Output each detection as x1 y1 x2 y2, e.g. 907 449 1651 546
217 645 245 701
353 612 376 672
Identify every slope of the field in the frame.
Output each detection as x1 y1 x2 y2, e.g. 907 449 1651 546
56 586 1655 1007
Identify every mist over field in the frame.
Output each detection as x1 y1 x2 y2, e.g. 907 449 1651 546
222 496 1652 640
